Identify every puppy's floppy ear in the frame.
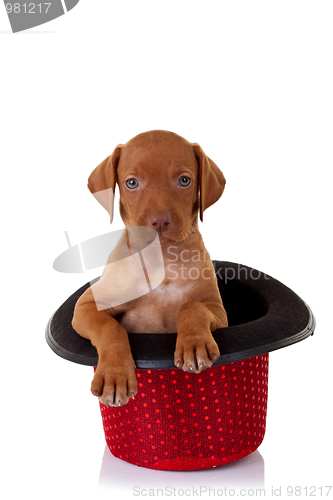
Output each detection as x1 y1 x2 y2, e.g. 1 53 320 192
193 144 226 222
87 146 121 223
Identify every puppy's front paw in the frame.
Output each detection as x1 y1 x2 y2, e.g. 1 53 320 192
174 334 220 373
91 361 137 407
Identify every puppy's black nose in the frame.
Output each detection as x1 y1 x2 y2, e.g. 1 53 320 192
149 215 171 232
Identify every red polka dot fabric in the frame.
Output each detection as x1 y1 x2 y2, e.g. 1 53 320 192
98 354 269 471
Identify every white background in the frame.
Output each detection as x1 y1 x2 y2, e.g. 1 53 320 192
1 1 332 499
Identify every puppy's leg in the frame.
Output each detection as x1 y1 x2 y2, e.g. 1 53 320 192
175 301 227 373
72 289 137 406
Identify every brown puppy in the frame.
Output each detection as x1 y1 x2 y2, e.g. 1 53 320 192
72 130 228 407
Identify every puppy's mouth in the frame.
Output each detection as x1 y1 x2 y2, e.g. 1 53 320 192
157 232 177 245
154 225 195 246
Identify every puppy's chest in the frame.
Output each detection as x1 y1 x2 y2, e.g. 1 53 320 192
117 276 195 333
151 275 194 303
115 250 214 333
117 256 214 332
145 256 208 307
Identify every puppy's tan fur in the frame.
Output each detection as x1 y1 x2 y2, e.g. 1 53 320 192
72 131 228 406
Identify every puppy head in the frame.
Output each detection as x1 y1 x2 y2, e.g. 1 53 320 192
88 131 226 243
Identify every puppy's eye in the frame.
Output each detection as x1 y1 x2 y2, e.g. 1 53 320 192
126 178 139 189
178 176 191 187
